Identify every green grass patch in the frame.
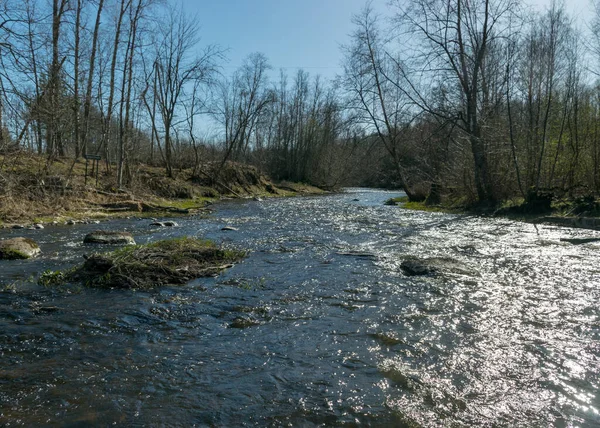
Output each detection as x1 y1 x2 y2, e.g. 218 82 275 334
39 268 77 287
384 196 409 205
394 199 464 213
401 201 452 212
0 249 30 260
32 216 58 224
154 197 215 210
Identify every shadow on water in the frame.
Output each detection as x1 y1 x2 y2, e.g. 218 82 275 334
0 188 599 426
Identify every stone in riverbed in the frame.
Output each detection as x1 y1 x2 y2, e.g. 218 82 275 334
150 221 178 227
0 237 41 259
83 231 135 245
229 316 261 328
400 257 472 277
560 237 600 245
221 226 238 231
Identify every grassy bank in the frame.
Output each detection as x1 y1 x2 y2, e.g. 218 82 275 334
386 194 600 230
0 152 325 226
385 196 465 214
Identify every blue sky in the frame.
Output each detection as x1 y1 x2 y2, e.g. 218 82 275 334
181 0 592 83
182 0 387 81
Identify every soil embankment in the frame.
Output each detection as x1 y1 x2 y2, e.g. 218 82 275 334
0 153 324 226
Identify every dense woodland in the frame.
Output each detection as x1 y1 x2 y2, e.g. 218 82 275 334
1 0 600 207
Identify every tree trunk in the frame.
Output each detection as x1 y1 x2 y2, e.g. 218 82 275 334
81 0 104 157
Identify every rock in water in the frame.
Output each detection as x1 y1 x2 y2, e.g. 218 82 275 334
221 226 239 231
229 316 261 328
83 231 136 245
400 257 472 277
560 237 600 245
0 237 41 259
151 221 178 227
400 259 436 276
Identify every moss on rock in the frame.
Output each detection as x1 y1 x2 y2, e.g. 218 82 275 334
0 237 41 259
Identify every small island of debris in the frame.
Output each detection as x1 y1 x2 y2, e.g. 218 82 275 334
39 237 245 289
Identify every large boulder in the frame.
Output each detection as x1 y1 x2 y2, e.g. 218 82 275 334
83 231 135 245
0 237 41 259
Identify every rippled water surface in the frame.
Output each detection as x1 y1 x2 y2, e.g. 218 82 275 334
0 189 599 426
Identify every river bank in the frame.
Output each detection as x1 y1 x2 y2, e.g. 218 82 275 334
386 195 600 231
0 153 325 228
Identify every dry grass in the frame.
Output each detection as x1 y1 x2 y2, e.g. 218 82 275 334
0 152 312 224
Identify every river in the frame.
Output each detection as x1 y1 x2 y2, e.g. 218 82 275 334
0 188 598 426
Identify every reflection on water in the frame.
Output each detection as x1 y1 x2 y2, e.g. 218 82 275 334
0 189 599 426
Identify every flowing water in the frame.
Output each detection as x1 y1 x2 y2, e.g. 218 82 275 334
0 189 598 427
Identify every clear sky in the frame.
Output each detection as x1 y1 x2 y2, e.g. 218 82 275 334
182 0 387 81
182 0 593 82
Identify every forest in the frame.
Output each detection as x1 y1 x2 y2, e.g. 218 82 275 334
0 0 599 210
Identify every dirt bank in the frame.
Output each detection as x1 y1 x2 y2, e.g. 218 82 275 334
0 152 325 226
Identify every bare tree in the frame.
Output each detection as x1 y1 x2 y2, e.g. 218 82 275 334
117 0 147 187
212 53 274 179
183 78 208 177
99 0 130 167
394 0 520 204
46 0 70 157
342 5 424 200
81 0 104 158
152 7 221 177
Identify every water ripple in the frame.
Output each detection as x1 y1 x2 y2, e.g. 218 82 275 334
0 189 598 426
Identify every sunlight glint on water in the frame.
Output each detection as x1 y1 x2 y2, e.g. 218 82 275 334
0 188 598 426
